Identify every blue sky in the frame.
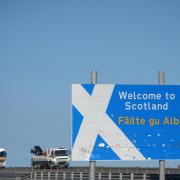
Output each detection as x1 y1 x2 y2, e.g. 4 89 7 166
0 0 180 167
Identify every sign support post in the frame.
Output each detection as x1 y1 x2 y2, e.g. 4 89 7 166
158 70 165 180
89 70 97 180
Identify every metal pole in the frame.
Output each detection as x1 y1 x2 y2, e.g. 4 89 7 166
158 71 165 85
158 70 165 180
90 160 96 180
159 160 165 180
91 70 97 84
89 70 97 180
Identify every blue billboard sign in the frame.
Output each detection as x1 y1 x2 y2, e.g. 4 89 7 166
72 84 180 161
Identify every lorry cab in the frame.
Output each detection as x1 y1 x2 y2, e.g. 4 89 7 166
0 148 6 168
47 147 70 168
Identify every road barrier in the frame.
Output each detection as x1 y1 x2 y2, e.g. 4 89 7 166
0 167 180 180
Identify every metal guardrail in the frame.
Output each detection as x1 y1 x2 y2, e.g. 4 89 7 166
0 167 180 180
27 172 180 180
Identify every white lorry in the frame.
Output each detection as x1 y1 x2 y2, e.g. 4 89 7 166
31 146 70 169
0 148 6 168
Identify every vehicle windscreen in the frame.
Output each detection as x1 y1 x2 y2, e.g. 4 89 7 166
0 151 6 157
54 150 68 156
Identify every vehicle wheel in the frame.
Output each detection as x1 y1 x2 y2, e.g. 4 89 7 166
32 163 37 169
49 162 54 169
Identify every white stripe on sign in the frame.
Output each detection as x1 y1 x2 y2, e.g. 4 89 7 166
72 84 145 161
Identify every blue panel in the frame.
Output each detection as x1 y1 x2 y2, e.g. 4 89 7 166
72 105 83 146
106 85 180 160
82 84 95 95
90 135 120 160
